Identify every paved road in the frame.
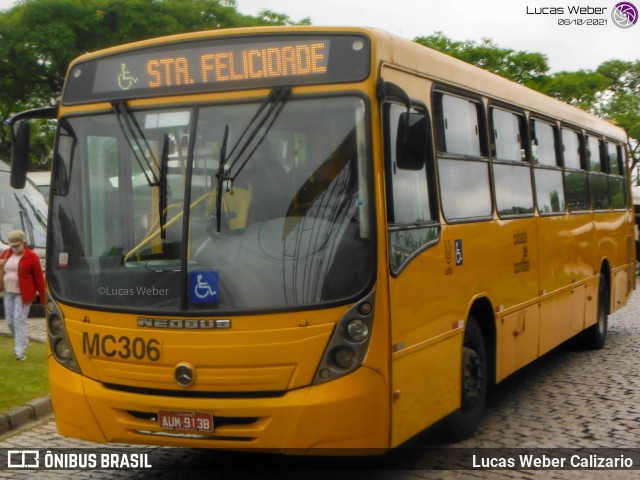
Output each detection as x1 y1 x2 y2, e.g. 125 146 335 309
1 286 640 479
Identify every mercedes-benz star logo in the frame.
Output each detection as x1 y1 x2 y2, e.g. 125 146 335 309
175 363 195 387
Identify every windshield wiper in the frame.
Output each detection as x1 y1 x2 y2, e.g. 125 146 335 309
13 193 35 246
22 195 47 229
159 134 169 239
223 87 291 181
215 125 230 233
214 87 291 232
112 100 160 186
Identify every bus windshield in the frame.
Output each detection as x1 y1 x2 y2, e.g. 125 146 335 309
48 95 373 313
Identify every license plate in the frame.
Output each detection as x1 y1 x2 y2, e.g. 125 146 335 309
158 410 214 432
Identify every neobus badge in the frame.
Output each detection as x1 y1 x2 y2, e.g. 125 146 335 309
137 318 231 329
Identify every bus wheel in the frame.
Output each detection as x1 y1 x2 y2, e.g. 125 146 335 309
580 278 608 350
445 316 487 441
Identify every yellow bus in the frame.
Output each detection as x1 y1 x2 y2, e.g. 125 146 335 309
9 26 636 453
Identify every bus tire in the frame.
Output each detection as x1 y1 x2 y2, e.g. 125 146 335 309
580 277 608 350
445 315 487 441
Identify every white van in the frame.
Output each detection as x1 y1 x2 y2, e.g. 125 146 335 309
0 160 48 275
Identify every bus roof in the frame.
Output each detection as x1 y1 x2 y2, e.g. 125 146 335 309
367 28 627 142
64 25 626 142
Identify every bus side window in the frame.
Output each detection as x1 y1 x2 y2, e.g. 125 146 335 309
608 142 627 210
491 107 526 162
384 102 439 274
491 107 533 217
587 134 610 211
435 94 483 156
532 118 565 215
434 92 492 222
607 142 622 175
562 127 589 213
530 119 558 167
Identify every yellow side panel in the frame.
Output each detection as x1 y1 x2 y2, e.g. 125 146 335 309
613 266 630 312
498 304 539 381
538 284 592 356
584 281 599 328
537 215 594 295
538 292 572 354
570 285 587 334
390 333 461 447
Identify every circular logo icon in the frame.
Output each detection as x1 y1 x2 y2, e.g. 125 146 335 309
174 362 195 387
612 1 638 28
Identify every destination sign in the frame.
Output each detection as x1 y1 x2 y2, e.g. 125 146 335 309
62 34 370 104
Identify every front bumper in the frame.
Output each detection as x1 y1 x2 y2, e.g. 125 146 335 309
49 358 388 454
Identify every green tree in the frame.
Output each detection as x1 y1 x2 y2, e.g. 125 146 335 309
0 0 308 163
529 70 612 111
415 32 640 170
414 31 549 85
597 60 640 171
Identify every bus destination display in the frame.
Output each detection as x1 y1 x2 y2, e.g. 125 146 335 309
62 34 370 104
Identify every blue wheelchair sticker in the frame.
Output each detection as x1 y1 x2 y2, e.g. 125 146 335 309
455 239 463 266
190 271 219 303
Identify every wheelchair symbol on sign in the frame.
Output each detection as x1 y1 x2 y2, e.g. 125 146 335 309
118 63 138 91
194 274 217 299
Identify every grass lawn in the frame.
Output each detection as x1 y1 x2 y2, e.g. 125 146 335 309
0 334 49 411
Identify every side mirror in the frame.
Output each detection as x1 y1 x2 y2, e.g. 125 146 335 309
10 120 30 189
396 112 428 171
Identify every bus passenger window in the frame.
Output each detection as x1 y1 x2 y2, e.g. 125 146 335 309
565 171 590 212
586 135 609 211
532 119 564 215
607 142 622 175
494 164 534 217
562 127 589 213
435 94 483 157
607 142 626 209
491 108 526 162
561 128 582 169
535 168 565 214
531 119 558 167
610 175 627 210
587 135 603 172
439 159 492 221
590 174 610 210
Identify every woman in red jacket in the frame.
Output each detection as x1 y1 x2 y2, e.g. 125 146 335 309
1 230 45 361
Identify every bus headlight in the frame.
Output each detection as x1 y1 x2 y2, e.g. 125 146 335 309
313 290 375 385
332 346 357 369
54 339 73 360
47 295 81 374
346 319 369 341
49 316 63 336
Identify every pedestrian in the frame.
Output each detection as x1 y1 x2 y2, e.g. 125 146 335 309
0 230 45 361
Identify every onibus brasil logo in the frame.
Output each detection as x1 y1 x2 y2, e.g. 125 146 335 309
612 1 638 28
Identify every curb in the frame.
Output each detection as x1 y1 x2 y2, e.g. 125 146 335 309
0 396 52 434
